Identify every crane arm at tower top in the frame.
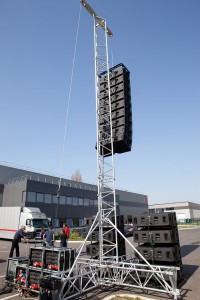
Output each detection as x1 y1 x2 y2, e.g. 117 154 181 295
80 0 113 37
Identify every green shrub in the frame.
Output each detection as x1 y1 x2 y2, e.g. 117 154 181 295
54 232 61 240
70 231 80 240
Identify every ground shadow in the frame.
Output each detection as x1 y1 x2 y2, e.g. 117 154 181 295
178 287 193 300
180 244 200 257
0 259 7 263
182 264 199 281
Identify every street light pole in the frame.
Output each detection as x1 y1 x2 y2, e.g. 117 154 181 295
55 183 70 219
55 186 60 219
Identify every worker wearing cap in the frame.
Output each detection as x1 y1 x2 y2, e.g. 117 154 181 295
9 226 27 258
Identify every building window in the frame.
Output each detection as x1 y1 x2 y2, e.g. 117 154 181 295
52 195 57 204
66 218 73 227
37 193 44 203
89 199 94 206
94 200 98 206
84 199 89 206
60 196 66 205
79 219 84 226
72 197 78 206
78 198 84 206
66 197 72 205
165 207 174 211
44 194 52 204
27 192 36 202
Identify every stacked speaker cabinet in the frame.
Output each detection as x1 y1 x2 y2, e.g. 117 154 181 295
86 215 126 259
133 212 184 287
98 63 132 156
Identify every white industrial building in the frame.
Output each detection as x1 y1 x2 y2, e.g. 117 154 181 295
149 201 200 222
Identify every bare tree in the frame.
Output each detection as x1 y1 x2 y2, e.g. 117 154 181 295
71 169 82 182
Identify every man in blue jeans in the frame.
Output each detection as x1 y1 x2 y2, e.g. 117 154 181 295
9 226 27 258
44 226 54 246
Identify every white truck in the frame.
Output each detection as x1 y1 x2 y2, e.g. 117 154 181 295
0 206 49 240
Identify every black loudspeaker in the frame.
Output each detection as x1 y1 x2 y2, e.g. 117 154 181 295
86 242 126 258
134 229 180 244
87 215 126 258
133 212 177 227
133 212 184 287
90 227 124 243
136 244 181 262
98 63 132 156
111 215 124 230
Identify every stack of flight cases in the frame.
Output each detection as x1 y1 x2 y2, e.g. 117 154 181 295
28 247 76 293
86 215 126 259
6 246 76 298
133 212 184 287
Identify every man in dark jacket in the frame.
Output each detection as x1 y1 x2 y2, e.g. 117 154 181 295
44 226 54 246
9 226 26 258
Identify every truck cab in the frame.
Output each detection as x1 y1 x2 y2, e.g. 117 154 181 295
20 207 49 239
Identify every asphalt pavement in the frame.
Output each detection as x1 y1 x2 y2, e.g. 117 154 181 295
0 228 200 300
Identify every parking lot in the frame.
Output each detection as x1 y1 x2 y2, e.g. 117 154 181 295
0 227 200 300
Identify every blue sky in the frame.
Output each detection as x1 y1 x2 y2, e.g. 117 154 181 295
0 0 200 204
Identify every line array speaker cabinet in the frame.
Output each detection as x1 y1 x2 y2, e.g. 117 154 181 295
111 214 124 230
86 215 126 258
86 242 126 258
133 212 177 227
135 244 181 262
90 227 125 243
98 63 132 156
134 229 179 244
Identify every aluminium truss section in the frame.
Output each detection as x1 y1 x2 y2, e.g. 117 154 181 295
52 257 180 300
94 13 119 262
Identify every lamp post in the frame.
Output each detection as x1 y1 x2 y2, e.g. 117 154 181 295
55 186 60 219
55 183 70 219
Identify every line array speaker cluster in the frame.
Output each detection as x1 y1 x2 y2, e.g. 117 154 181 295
133 212 184 287
98 63 132 156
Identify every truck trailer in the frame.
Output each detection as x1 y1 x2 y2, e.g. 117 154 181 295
0 206 49 240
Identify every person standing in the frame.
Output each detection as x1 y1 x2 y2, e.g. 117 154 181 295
40 228 46 246
44 226 54 246
63 223 70 248
9 226 26 258
60 229 67 247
